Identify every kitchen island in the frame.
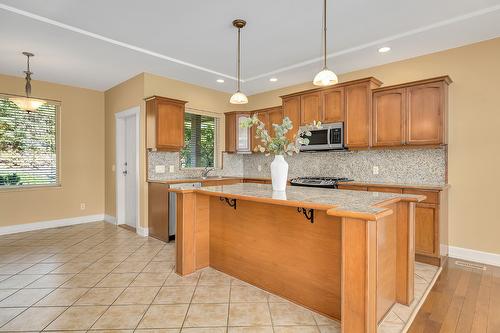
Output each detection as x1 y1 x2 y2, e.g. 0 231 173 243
169 183 424 333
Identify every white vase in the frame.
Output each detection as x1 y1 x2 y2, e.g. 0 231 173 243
271 155 288 192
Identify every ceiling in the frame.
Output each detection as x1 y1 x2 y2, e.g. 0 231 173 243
1 0 500 95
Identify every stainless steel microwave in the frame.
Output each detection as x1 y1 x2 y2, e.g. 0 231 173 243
299 122 344 151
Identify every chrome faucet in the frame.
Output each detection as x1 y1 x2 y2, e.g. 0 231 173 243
201 166 214 179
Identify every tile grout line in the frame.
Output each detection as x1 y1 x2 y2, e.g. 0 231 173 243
130 247 174 331
39 225 141 331
179 269 202 331
0 223 121 330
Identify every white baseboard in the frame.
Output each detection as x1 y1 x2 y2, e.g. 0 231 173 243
104 215 117 225
137 225 149 237
0 214 105 236
449 246 500 267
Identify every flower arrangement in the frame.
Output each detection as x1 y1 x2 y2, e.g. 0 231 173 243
240 115 321 156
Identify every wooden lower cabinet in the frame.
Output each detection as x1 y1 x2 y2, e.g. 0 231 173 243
414 203 438 255
148 183 170 242
338 183 447 266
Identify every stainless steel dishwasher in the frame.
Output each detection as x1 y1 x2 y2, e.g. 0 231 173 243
168 182 202 239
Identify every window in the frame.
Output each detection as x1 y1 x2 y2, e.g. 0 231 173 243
180 112 217 168
0 96 59 188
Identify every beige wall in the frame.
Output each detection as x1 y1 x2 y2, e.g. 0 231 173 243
0 74 105 227
104 72 238 228
104 73 145 224
247 37 500 255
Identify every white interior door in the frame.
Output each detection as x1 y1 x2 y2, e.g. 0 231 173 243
123 115 137 228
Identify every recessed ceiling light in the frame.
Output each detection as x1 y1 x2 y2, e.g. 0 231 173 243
216 79 224 83
378 46 391 53
269 77 278 82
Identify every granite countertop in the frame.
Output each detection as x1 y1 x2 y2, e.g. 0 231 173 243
339 180 448 191
147 176 242 184
170 183 425 221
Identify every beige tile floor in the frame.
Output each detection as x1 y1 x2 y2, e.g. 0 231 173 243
0 222 438 333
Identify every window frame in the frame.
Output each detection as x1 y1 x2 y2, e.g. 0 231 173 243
0 93 61 191
180 108 221 170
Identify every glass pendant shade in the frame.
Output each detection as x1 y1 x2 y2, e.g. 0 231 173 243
10 96 46 112
313 68 338 87
229 91 248 104
11 52 47 112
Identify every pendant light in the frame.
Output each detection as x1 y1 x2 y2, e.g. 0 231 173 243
10 52 47 112
313 0 338 86
229 19 248 104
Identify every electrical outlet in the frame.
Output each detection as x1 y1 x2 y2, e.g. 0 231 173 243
257 165 262 172
112 165 116 172
372 166 379 175
155 165 166 174
80 203 86 210
169 165 175 173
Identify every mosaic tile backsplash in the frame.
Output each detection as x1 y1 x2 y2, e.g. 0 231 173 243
148 147 446 186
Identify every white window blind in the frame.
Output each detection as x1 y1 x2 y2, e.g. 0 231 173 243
180 112 216 168
0 97 58 187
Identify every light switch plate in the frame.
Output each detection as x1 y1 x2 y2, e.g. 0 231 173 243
155 165 166 174
169 165 175 173
373 166 379 175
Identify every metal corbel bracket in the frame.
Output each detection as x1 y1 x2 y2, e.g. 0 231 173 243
297 207 314 223
220 197 237 209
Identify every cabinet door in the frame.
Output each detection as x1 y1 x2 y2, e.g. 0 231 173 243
415 203 438 256
406 82 444 145
225 113 236 153
148 183 169 242
251 112 269 151
282 96 301 141
157 101 185 150
372 89 406 147
322 87 344 123
237 114 251 152
345 83 371 148
300 92 322 125
268 107 283 137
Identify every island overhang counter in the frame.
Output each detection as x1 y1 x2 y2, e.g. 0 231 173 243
168 183 425 333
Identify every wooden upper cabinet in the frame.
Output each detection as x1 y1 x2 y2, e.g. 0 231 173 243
146 96 187 151
251 111 269 151
267 107 283 136
225 112 252 153
322 87 344 123
282 96 301 141
406 82 447 145
300 92 322 125
249 107 283 152
225 113 236 153
345 82 373 148
372 88 406 146
372 76 451 147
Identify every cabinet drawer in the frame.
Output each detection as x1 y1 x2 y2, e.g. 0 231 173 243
367 186 402 194
403 189 439 204
244 179 271 184
337 184 368 191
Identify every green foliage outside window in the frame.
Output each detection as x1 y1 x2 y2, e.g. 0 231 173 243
180 113 216 168
0 98 57 187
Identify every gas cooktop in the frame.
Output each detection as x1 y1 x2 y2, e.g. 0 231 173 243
289 177 353 189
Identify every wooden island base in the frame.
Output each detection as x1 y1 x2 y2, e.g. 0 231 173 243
173 186 420 333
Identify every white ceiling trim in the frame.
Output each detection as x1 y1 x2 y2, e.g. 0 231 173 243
244 3 500 82
1 2 500 90
0 2 239 81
